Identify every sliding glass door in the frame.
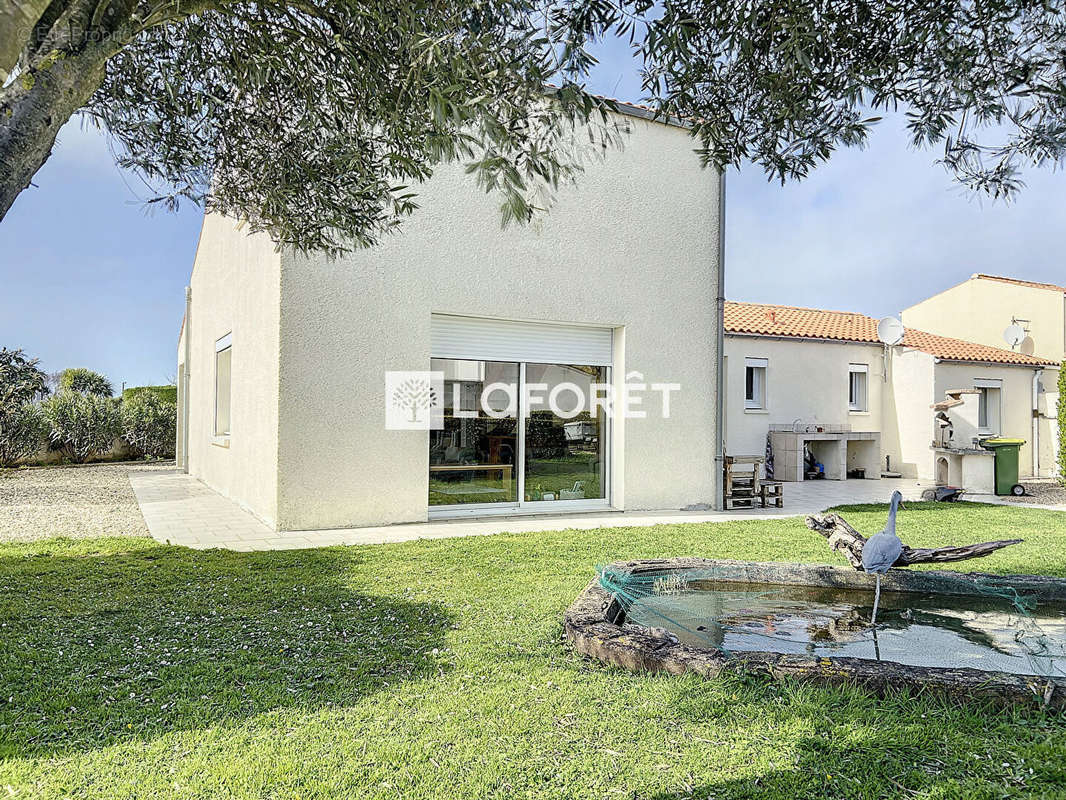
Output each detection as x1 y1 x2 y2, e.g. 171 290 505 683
523 364 607 504
428 359 610 513
429 359 518 507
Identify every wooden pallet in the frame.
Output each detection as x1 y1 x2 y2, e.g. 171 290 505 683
759 480 783 508
724 455 763 510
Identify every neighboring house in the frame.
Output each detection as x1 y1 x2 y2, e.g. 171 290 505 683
723 302 1060 484
901 273 1064 473
902 273 1066 362
176 105 723 532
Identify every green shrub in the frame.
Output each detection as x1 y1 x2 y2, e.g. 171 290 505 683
0 403 49 467
122 385 178 405
57 368 113 397
122 394 177 459
41 391 122 463
0 348 47 407
1059 366 1065 483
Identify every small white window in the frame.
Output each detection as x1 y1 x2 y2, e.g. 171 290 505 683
975 378 1002 435
215 334 232 436
848 364 868 412
744 357 767 409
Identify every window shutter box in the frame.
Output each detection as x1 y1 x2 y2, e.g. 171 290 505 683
431 315 613 366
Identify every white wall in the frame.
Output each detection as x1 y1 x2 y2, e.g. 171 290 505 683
933 361 1045 478
902 276 1063 478
183 214 282 526
723 335 885 463
276 113 721 530
721 335 1051 482
881 348 936 479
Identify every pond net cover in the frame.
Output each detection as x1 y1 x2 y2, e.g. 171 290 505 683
596 564 1064 679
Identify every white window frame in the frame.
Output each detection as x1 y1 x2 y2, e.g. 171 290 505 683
214 333 232 437
744 357 767 410
848 363 869 412
426 316 616 519
974 378 1002 435
427 361 613 518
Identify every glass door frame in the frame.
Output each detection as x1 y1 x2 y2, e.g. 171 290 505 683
428 361 613 518
427 359 521 516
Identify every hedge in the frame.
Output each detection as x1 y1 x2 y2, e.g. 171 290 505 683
0 403 49 467
122 393 177 459
123 385 178 404
41 391 123 463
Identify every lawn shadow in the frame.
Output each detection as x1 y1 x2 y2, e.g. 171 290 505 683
0 542 453 758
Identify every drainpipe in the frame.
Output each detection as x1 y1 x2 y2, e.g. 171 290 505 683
713 170 727 510
1032 368 1042 477
182 285 192 473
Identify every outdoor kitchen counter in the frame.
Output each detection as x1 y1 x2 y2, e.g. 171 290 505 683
770 430 882 481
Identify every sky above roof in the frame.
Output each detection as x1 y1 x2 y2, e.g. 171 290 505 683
1 37 1064 389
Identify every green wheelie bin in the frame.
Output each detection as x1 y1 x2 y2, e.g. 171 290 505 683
980 438 1026 496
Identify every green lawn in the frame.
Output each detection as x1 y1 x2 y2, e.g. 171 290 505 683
1 502 1065 799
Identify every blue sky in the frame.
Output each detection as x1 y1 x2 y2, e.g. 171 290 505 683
1 37 1064 389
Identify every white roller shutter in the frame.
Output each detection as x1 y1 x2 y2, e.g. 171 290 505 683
431 314 613 366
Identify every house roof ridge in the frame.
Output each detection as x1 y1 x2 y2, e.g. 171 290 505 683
726 300 877 319
972 273 1066 294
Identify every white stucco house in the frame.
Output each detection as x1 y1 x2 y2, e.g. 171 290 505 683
724 302 1059 487
176 104 724 532
902 273 1063 473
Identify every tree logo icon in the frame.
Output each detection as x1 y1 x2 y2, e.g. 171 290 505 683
393 378 438 422
385 371 444 430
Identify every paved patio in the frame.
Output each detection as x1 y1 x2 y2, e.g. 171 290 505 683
130 467 973 551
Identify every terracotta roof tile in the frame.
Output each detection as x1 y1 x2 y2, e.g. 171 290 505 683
902 328 1058 366
725 302 879 342
724 302 1059 367
973 273 1066 294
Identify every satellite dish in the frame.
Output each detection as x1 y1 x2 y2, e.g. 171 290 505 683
877 317 904 346
1003 323 1025 348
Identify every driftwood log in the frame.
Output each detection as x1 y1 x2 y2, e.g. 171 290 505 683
805 512 1022 570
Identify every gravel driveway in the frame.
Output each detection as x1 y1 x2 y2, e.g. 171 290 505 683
0 462 173 543
1002 481 1066 507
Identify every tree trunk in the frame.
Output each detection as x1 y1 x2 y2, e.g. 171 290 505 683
805 512 1023 569
0 0 54 81
0 43 112 220
0 0 144 221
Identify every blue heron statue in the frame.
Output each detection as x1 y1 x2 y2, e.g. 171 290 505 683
862 490 905 624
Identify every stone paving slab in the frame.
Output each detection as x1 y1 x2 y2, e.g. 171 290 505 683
130 468 275 548
129 468 986 552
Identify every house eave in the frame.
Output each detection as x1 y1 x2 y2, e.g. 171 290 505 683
724 331 882 348
931 357 1054 369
